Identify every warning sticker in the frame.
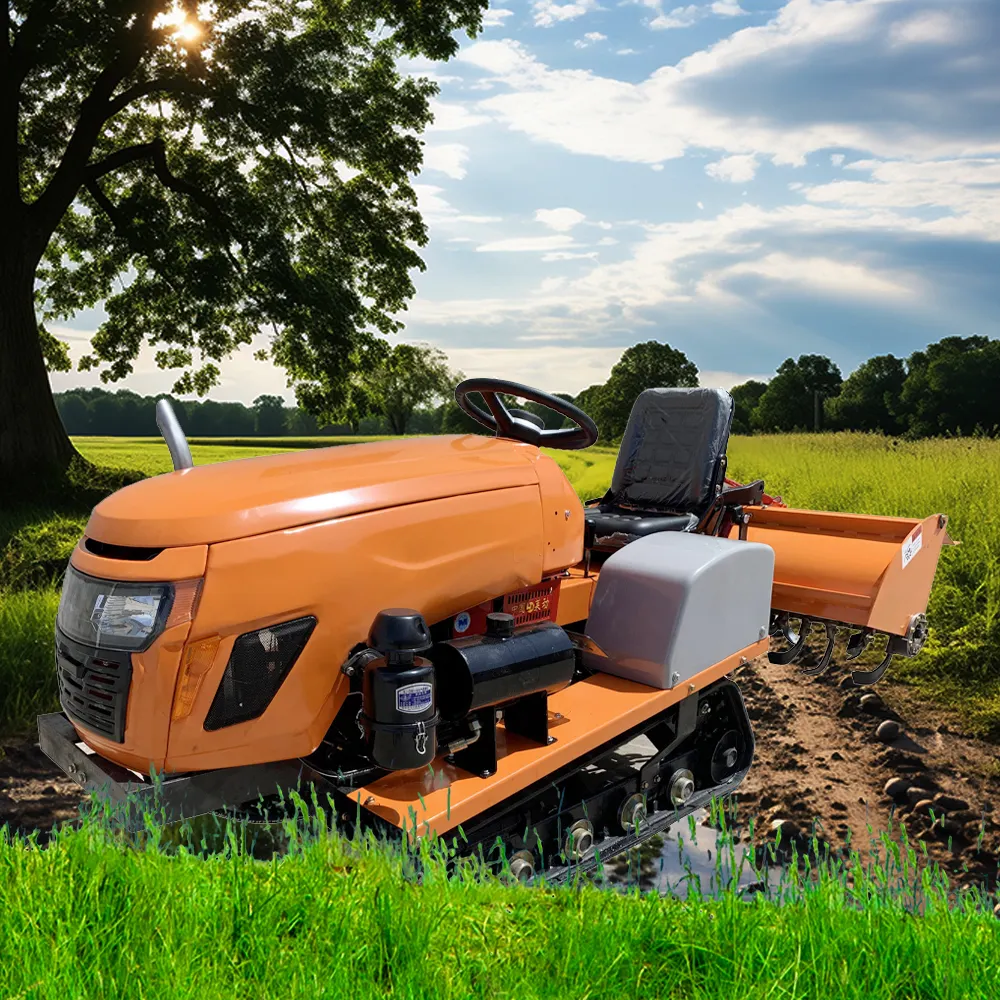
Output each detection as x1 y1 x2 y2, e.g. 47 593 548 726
902 524 922 568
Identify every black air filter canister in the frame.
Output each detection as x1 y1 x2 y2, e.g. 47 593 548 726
360 609 439 771
432 615 575 722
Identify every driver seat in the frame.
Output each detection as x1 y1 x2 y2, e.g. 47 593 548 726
584 387 734 552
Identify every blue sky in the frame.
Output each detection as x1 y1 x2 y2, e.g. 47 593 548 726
51 0 1000 404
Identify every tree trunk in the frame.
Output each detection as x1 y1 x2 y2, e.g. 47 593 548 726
0 249 80 499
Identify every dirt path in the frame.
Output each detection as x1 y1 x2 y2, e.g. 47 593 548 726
2 659 999 897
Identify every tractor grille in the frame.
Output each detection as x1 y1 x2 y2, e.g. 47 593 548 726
55 631 132 743
503 581 560 626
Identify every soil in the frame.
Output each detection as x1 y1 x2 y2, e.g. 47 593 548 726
2 655 999 899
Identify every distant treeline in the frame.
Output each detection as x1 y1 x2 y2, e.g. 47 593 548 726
55 333 1000 441
53 387 477 438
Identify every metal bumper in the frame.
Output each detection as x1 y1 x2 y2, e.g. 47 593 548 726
37 712 313 832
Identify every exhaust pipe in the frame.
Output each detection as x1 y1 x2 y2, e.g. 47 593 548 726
155 398 194 471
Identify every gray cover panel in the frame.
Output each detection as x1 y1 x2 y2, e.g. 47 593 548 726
610 387 734 514
583 532 774 689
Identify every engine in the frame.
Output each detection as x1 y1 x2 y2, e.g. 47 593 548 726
358 607 576 778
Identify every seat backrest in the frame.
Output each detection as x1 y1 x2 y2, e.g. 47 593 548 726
607 387 734 515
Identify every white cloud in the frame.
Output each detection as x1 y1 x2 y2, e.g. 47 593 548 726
426 100 492 132
456 3 998 169
890 10 967 48
532 0 599 28
542 250 600 261
435 345 626 396
476 235 578 252
414 184 503 226
483 7 515 27
703 252 917 300
616 48 638 55
535 207 587 231
831 153 845 166
706 153 758 183
575 31 607 48
422 143 470 179
647 0 745 31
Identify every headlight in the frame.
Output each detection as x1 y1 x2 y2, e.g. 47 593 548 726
56 566 201 652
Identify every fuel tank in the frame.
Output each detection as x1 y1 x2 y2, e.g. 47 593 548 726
62 436 585 774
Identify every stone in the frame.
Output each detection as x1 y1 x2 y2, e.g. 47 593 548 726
933 793 970 813
830 751 845 761
769 818 801 840
884 777 909 800
860 694 884 712
876 720 901 742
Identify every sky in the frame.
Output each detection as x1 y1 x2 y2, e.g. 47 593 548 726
49 0 1000 406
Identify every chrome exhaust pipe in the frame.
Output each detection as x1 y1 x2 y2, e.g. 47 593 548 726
155 398 193 471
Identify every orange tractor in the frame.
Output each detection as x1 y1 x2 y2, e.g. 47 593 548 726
37 380 953 881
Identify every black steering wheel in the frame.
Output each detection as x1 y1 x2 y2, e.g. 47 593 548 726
454 378 599 450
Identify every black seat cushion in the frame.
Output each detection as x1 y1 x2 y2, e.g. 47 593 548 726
609 387 734 516
584 387 734 552
584 508 698 549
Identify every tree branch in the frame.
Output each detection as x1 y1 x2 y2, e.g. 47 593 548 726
9 0 59 86
26 0 163 250
86 136 244 276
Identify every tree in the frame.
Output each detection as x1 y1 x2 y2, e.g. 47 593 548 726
357 343 456 435
597 342 699 439
753 355 842 432
824 355 906 434
2 0 487 495
895 336 996 438
252 394 286 437
729 380 768 435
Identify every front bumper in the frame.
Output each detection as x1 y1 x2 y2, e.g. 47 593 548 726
37 712 312 832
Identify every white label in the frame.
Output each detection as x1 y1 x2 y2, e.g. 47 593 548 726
396 683 433 715
454 611 471 634
902 525 922 568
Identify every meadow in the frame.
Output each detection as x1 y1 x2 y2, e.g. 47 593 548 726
1 431 999 996
0 431 996 742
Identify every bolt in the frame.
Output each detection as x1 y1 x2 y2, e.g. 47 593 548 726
669 769 696 807
700 702 712 715
759 625 767 639
670 672 681 687
724 748 738 768
565 510 571 520
688 682 696 692
739 657 749 666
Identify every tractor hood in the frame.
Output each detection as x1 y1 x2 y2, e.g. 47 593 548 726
85 435 540 549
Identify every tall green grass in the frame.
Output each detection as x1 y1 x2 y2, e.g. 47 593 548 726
1 789 998 1000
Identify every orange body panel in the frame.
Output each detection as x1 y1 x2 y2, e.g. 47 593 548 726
71 541 208 583
356 639 769 839
534 453 586 574
554 572 596 626
746 507 953 633
163 486 547 771
85 435 541 548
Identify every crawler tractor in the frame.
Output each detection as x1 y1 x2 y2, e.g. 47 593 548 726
37 379 953 882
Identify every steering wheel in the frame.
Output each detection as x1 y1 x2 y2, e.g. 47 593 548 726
454 378 599 450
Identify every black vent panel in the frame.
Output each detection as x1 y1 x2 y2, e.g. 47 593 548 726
203 617 317 731
84 538 164 561
55 631 132 742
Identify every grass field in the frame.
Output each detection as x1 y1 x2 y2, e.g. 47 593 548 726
1 793 997 999
0 431 995 743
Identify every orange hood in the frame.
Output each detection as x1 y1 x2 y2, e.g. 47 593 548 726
85 435 541 548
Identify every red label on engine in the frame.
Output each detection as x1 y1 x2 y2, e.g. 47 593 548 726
452 578 562 637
